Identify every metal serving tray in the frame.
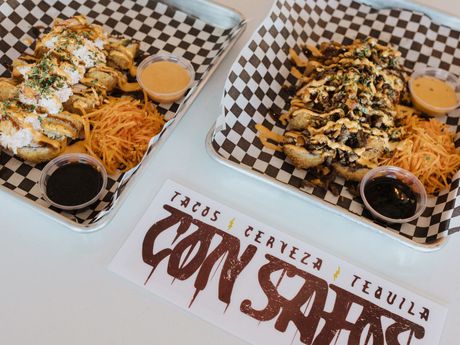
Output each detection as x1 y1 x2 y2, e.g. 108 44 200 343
0 0 246 232
208 0 460 251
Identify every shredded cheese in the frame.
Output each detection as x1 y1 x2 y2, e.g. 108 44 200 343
82 94 165 174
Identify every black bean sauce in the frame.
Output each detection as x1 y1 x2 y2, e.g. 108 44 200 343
364 176 417 219
46 162 103 207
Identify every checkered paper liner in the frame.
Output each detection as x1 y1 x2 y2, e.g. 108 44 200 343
0 0 244 228
211 0 460 246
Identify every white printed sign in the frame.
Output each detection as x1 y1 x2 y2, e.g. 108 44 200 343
109 180 447 345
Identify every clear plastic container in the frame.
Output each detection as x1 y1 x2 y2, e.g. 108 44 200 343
409 67 460 117
359 166 427 224
136 52 195 103
40 153 107 211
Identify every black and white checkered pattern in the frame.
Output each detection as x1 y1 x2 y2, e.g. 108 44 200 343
212 0 460 245
0 0 243 227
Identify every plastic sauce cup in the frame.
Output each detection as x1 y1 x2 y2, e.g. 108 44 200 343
40 153 107 211
360 166 427 224
136 53 195 104
409 67 460 117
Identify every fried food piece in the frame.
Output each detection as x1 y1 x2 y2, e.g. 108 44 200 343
11 59 33 80
64 93 101 115
0 102 83 163
282 131 334 169
17 143 64 163
34 15 106 59
107 37 140 71
0 114 63 162
284 108 344 130
84 69 118 92
40 113 83 140
332 163 369 182
0 78 18 100
283 144 327 169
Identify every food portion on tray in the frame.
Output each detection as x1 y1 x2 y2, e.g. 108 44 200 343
0 0 245 228
210 0 460 245
256 38 460 202
0 15 167 174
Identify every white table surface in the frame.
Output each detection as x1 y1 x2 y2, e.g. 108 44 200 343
1 1 459 344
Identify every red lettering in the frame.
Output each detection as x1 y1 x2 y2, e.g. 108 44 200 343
280 240 287 254
211 210 220 222
181 196 190 207
192 202 201 212
171 191 181 202
241 255 328 344
255 230 263 243
301 252 310 265
266 236 275 248
289 246 298 260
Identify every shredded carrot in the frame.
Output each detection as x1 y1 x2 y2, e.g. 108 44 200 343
382 107 460 194
82 95 165 174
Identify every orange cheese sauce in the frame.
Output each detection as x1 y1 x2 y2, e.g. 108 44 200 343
139 61 190 98
412 76 457 108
